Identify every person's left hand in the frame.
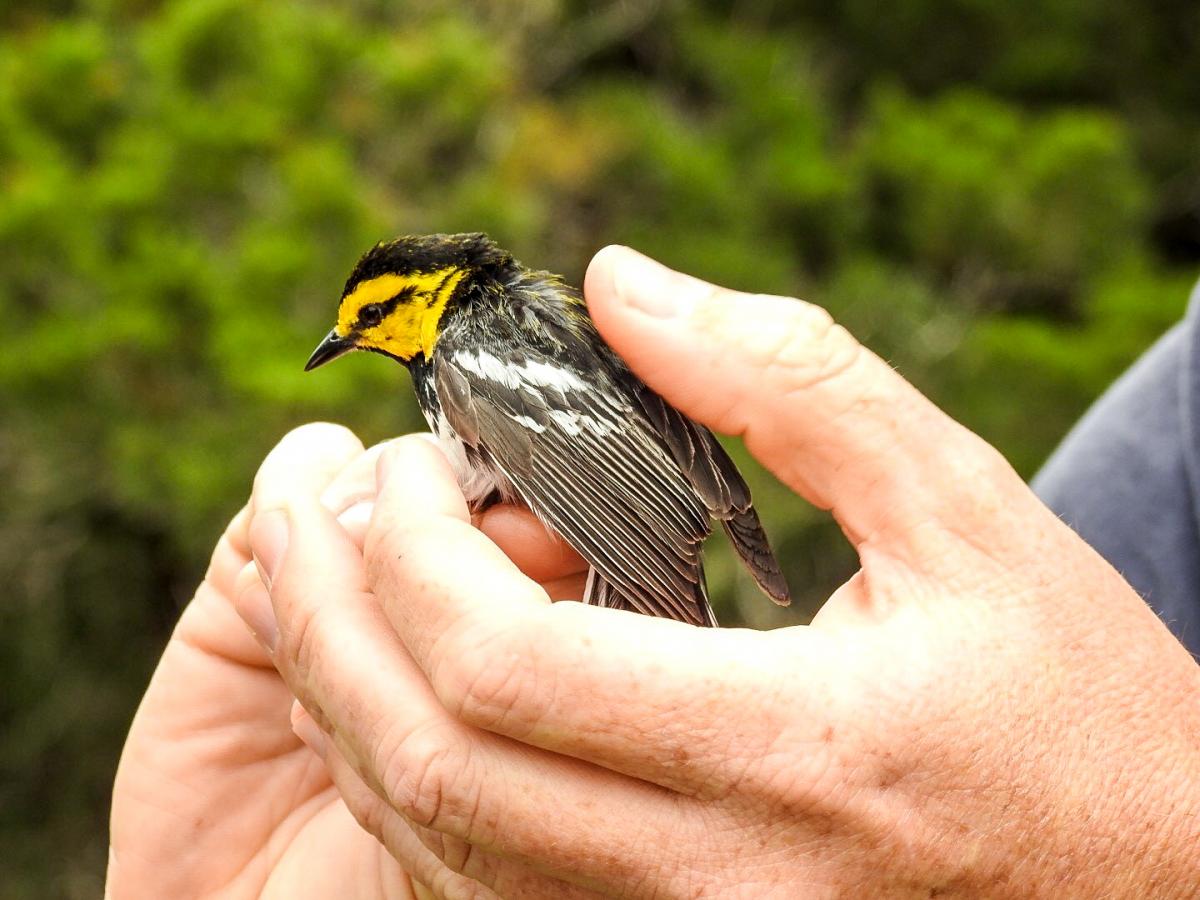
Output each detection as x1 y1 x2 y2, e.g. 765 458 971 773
106 426 586 899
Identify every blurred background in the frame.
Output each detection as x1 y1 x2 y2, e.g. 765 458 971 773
2 0 1198 894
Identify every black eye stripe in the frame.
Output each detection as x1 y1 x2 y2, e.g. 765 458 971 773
357 287 414 329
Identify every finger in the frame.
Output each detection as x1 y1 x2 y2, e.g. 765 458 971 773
207 505 252 589
235 501 376 650
584 246 1031 550
318 440 389 515
317 438 398 548
371 445 585 615
263 471 710 893
232 560 280 659
185 505 271 669
475 504 587 587
369 437 835 798
252 422 365 514
366 437 552 665
536 570 587 601
365 435 586 584
292 705 602 899
235 422 364 652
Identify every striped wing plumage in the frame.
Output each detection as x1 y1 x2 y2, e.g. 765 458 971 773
436 346 715 625
433 337 789 626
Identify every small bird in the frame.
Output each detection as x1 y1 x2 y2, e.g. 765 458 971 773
305 233 790 626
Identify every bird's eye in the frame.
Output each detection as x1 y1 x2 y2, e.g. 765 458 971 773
359 304 383 328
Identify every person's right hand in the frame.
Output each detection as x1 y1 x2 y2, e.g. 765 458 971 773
235 247 1200 898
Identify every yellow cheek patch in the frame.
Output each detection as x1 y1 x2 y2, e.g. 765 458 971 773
336 273 412 336
359 304 423 360
336 267 468 361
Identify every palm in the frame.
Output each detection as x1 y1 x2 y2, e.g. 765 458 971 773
107 509 406 898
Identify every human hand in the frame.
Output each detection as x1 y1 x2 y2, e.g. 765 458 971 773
105 430 585 899
239 247 1200 898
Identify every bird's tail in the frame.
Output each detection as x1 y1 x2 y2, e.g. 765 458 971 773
722 507 791 606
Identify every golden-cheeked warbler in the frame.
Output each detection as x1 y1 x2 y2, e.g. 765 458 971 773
305 233 790 626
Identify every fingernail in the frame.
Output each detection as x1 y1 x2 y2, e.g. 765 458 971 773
290 701 328 760
250 509 289 590
336 499 374 528
238 578 279 653
611 247 691 319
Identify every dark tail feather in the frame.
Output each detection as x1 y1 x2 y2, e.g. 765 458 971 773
722 507 791 605
582 565 718 627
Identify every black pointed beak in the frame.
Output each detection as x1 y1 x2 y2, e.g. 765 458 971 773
305 329 356 371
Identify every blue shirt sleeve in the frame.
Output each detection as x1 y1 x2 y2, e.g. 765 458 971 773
1033 280 1200 659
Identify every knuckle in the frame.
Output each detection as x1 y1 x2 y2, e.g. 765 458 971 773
438 834 488 882
705 293 868 412
431 614 544 732
349 790 391 845
960 431 1020 494
379 819 494 900
736 742 837 821
931 430 1023 523
929 440 1046 573
758 305 864 397
279 594 328 681
431 869 493 900
411 830 496 900
712 668 843 809
379 723 482 836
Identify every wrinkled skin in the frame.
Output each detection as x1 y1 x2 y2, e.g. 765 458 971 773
106 443 586 899
109 247 1200 898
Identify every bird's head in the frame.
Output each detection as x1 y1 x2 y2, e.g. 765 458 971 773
305 232 512 370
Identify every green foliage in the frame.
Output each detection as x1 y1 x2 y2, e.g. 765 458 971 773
1 1 1197 894
857 87 1148 279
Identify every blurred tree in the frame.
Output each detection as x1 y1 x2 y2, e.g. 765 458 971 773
0 0 1196 895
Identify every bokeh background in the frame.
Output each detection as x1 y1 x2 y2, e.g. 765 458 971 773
2 0 1198 894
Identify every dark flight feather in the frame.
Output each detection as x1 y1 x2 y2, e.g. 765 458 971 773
429 271 790 626
434 344 716 625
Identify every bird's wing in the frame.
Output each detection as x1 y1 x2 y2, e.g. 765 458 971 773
637 388 791 605
583 564 717 627
434 347 717 626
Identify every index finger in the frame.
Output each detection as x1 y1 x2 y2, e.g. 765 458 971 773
476 504 587 590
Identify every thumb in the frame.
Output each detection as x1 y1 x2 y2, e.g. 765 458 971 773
584 245 1026 552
